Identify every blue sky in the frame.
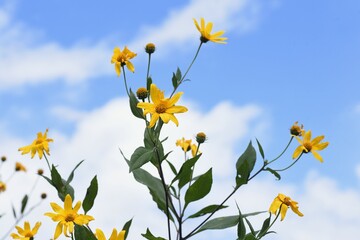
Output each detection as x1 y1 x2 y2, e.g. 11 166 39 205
1 0 360 239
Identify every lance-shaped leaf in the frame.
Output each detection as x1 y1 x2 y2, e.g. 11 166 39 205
129 147 154 172
194 215 239 235
141 228 166 240
74 224 97 240
122 218 133 240
171 154 201 189
235 142 256 188
187 204 228 219
66 160 84 185
184 168 212 207
265 167 281 180
257 214 271 238
256 138 265 160
129 89 145 119
83 175 98 214
130 167 174 220
20 194 28 214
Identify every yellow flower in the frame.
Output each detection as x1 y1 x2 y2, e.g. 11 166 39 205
176 138 199 157
111 46 137 76
0 181 6 192
15 162 27 172
18 129 53 159
292 130 329 162
290 121 304 136
96 228 126 240
193 17 227 44
137 84 188 128
11 221 41 240
44 194 94 239
269 193 303 221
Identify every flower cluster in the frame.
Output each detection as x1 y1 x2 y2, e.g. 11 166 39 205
5 17 331 240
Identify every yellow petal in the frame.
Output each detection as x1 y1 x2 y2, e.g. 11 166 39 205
280 204 288 221
54 222 63 239
119 230 126 240
311 150 324 163
193 18 201 32
126 61 135 72
292 145 303 159
313 142 329 151
64 194 73 211
166 105 188 114
96 229 107 240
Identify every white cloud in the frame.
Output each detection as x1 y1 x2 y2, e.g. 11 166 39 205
1 98 360 240
0 0 272 89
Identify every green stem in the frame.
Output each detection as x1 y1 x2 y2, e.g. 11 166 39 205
43 153 52 173
170 42 203 98
267 137 294 165
258 211 281 239
122 65 130 97
273 153 303 172
183 187 237 239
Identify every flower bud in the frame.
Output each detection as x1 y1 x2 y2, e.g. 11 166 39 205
136 87 148 100
1 156 6 162
290 122 304 136
15 162 27 172
196 132 207 144
41 193 47 199
37 169 44 175
0 181 6 192
145 43 156 54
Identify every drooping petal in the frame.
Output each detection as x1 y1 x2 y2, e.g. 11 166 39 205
292 145 304 159
279 204 288 221
148 113 160 128
54 222 63 240
311 150 324 163
115 62 121 76
126 61 135 72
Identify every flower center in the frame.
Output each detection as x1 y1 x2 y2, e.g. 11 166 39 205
155 103 167 114
283 197 291 206
303 142 312 152
65 213 75 222
25 233 34 237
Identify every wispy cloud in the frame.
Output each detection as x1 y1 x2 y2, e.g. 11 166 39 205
0 0 271 89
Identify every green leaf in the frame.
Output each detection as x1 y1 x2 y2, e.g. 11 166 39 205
66 160 85 184
59 179 75 201
244 233 258 240
20 194 28 214
256 138 265 160
172 72 179 89
237 206 246 240
130 167 174 220
245 218 256 236
195 215 239 235
147 76 153 92
171 154 201 189
176 67 182 81
265 167 281 180
185 168 212 207
51 164 63 191
141 228 166 240
235 142 256 188
129 89 145 119
74 224 97 240
129 147 154 172
166 160 177 176
122 218 133 240
188 204 228 219
83 176 98 214
12 204 16 219
257 214 271 238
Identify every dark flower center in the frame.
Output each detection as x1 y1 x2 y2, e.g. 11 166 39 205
65 214 75 222
303 142 312 152
155 103 167 114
